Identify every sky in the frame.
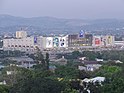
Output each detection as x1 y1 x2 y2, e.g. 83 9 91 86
0 0 124 19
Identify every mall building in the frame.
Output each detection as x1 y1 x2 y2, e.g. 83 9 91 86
3 30 115 52
3 31 42 52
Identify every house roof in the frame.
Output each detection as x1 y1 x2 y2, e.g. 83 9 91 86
8 56 34 63
82 61 100 65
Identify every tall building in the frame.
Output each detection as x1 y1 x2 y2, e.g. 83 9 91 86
16 31 27 38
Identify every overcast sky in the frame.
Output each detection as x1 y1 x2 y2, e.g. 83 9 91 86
0 0 124 19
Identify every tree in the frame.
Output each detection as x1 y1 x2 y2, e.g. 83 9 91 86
72 51 81 59
0 85 9 93
94 65 121 78
35 47 50 70
45 53 50 70
101 77 124 93
10 78 64 93
55 65 79 79
1 66 33 86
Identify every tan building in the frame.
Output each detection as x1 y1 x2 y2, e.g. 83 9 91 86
16 31 27 38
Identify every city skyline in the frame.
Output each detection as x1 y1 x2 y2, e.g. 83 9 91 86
0 0 124 19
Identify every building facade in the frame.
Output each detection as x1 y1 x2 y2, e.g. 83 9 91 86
42 35 68 49
3 31 116 52
3 36 43 52
16 31 27 38
92 35 115 47
68 33 93 47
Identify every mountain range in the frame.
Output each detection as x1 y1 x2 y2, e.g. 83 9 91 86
0 14 124 35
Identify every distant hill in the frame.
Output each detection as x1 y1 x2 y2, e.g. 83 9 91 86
0 14 124 35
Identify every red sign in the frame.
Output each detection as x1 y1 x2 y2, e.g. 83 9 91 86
95 38 100 45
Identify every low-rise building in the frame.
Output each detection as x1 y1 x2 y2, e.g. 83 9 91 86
78 61 102 71
54 56 67 65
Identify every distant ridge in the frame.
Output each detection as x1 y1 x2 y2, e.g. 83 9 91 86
0 14 124 35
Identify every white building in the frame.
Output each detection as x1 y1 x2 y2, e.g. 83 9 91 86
114 41 124 46
42 35 68 49
3 36 42 52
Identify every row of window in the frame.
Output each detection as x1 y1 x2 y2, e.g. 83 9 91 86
5 48 34 52
8 45 34 48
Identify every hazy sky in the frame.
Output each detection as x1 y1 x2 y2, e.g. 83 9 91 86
0 0 124 19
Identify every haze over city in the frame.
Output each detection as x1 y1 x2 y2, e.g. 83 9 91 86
0 0 124 19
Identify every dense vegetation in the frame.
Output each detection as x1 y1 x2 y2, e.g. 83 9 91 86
0 50 124 93
57 50 124 62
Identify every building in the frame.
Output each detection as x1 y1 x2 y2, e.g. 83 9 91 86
42 35 68 49
16 31 27 38
78 61 102 71
8 56 36 69
114 41 124 46
3 30 116 52
42 36 53 49
92 36 102 47
54 56 67 65
3 37 37 52
68 33 93 47
92 35 115 47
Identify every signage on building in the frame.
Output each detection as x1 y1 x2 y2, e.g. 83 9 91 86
53 37 59 47
59 36 67 47
34 37 37 44
79 30 85 38
46 37 53 48
95 38 100 45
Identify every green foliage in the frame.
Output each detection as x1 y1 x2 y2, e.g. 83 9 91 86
45 53 50 70
1 50 124 93
0 85 9 93
33 70 54 78
34 50 50 70
101 77 124 93
95 65 121 78
1 66 33 86
10 78 64 93
62 88 78 93
82 51 100 60
72 51 81 59
78 70 91 79
33 64 45 71
55 65 79 79
57 50 124 62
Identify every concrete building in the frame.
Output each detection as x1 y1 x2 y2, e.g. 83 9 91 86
3 36 42 52
16 31 27 38
92 35 115 47
78 61 102 71
42 35 68 49
68 33 93 47
3 30 116 52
